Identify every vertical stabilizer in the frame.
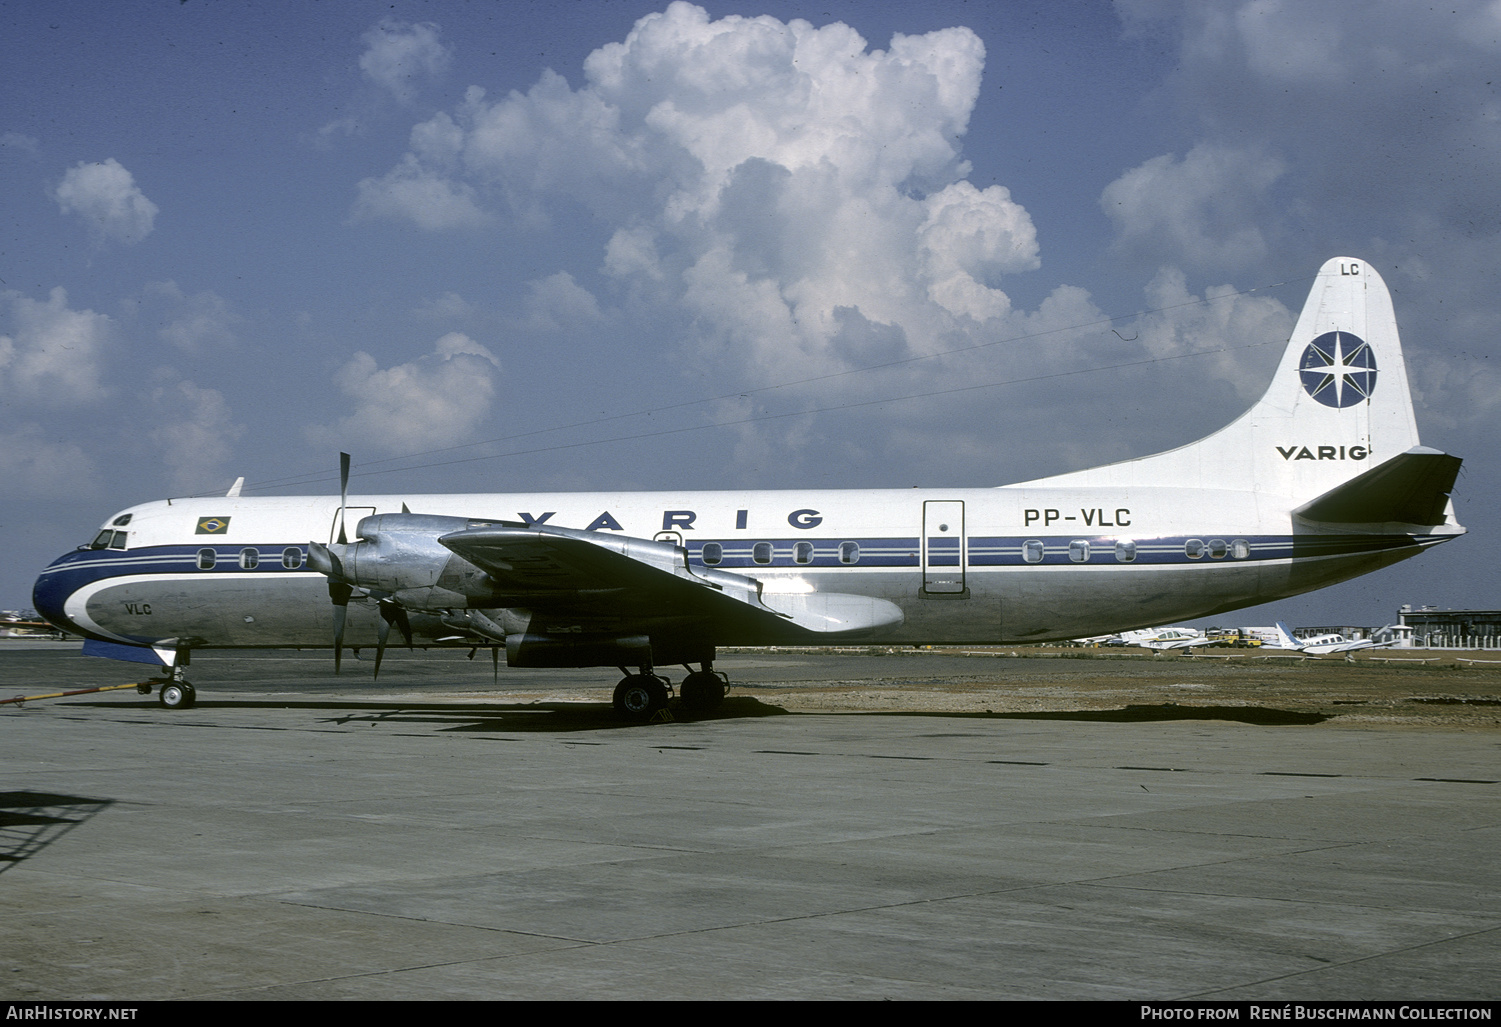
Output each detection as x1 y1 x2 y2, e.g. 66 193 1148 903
1019 258 1423 501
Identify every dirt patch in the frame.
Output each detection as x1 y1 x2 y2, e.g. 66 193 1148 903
718 647 1501 729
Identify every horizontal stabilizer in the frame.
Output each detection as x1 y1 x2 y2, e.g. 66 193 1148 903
1294 447 1461 526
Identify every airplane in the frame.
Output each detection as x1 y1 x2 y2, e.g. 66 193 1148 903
32 256 1466 716
1267 621 1398 656
1116 627 1209 652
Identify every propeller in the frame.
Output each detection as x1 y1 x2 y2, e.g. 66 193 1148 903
307 453 430 679
307 452 355 674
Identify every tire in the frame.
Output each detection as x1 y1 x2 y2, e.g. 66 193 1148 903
679 671 726 711
613 674 667 719
159 682 196 709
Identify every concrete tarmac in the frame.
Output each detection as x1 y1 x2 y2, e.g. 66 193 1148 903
2 645 1498 1000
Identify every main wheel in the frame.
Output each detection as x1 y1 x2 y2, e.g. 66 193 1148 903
613 674 668 720
159 682 196 709
679 671 726 711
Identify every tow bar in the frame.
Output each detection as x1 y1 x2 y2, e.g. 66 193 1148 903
2 681 158 707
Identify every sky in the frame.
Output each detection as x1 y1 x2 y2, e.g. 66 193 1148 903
2 0 1498 628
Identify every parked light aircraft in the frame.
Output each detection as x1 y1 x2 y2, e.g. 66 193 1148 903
33 257 1465 715
1268 621 1397 656
1114 627 1209 652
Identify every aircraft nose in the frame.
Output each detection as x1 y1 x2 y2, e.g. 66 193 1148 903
32 553 82 635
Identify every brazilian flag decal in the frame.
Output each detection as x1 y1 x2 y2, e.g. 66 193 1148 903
196 516 231 535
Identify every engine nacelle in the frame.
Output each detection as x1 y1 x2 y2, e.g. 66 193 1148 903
504 632 713 669
311 513 502 611
506 632 652 668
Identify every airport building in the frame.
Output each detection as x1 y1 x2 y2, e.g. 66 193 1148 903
1396 607 1501 649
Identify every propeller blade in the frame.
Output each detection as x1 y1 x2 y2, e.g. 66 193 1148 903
337 452 350 545
374 607 391 680
373 600 411 679
329 580 352 674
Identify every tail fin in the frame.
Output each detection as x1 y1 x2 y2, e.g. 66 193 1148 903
1273 621 1302 649
1023 257 1429 502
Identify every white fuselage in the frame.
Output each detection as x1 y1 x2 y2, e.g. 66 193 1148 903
34 483 1451 653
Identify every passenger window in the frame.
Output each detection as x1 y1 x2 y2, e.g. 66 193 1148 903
701 542 722 566
1022 540 1044 564
1185 539 1205 559
839 542 860 565
197 548 216 570
1231 539 1250 560
108 531 128 550
1208 539 1228 559
239 548 259 570
1069 540 1089 563
793 541 814 565
1115 540 1136 563
282 547 303 569
752 542 773 565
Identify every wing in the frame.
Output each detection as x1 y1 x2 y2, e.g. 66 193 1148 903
438 522 904 640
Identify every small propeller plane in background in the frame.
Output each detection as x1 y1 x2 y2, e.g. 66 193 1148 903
33 258 1465 716
1267 622 1399 656
1112 627 1210 652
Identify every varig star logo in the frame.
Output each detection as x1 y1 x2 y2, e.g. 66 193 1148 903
195 516 231 535
1299 330 1377 408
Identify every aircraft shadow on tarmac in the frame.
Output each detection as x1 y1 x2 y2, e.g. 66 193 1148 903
0 791 114 873
70 696 1328 730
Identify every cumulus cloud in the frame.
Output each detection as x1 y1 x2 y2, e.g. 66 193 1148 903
52 158 158 244
523 272 608 333
1102 144 1285 271
147 375 245 493
359 18 452 103
414 291 477 322
133 281 239 351
356 2 1039 387
1116 1 1501 234
307 333 501 455
0 287 112 405
352 153 492 229
1 132 39 155
1131 266 1294 401
0 425 98 500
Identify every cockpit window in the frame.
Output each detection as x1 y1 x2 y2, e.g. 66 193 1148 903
112 514 132 526
108 531 128 550
89 530 113 550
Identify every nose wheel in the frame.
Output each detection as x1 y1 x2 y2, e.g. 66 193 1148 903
158 680 196 709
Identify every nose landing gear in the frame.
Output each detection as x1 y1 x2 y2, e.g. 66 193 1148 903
155 664 196 709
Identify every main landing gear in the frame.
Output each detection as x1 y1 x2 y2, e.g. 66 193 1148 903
611 662 729 720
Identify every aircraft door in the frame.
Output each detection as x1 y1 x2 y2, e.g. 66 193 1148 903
922 500 967 595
